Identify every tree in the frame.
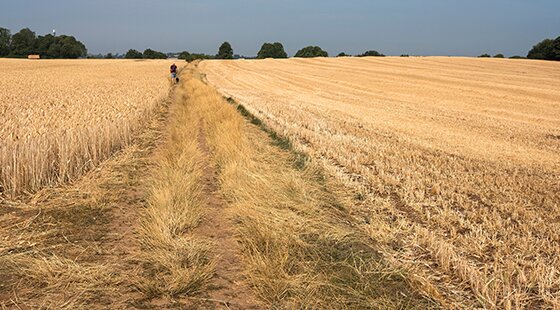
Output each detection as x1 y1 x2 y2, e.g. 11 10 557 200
478 54 491 58
217 42 233 59
257 42 288 59
178 50 213 62
527 37 560 61
178 51 191 60
359 50 385 57
337 52 348 57
494 54 505 58
509 55 525 59
105 53 114 59
11 28 37 56
527 38 553 60
125 49 143 59
0 27 86 58
553 37 560 60
143 48 167 59
0 27 11 57
47 35 87 58
294 46 328 58
35 34 55 57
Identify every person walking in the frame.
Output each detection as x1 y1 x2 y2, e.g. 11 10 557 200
170 63 178 83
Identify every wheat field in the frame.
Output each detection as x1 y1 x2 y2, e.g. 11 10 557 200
200 57 560 309
0 59 171 196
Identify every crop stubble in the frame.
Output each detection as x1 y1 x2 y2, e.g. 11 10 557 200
200 57 560 308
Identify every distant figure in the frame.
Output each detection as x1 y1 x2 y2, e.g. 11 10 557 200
170 63 179 83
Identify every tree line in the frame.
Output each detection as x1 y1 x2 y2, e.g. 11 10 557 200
169 41 387 62
2 26 558 62
479 36 559 60
0 27 86 58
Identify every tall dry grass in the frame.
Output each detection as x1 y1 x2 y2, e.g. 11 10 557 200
200 57 560 308
186 73 434 308
137 79 215 298
0 59 172 196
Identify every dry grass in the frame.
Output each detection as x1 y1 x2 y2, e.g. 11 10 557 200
186 72 434 308
201 57 560 309
0 254 117 309
0 59 172 196
137 80 215 298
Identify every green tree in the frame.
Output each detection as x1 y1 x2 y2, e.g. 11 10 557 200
217 42 234 59
49 35 87 58
337 52 348 57
359 50 385 57
125 49 143 59
257 42 288 59
105 53 114 59
178 51 191 60
0 27 11 57
494 54 505 58
552 37 560 60
182 52 214 62
526 38 560 60
509 55 525 59
478 53 491 58
11 28 37 56
143 48 167 59
35 34 55 57
294 46 328 58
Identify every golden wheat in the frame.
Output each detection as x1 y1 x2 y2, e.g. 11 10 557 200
200 57 560 309
0 59 172 196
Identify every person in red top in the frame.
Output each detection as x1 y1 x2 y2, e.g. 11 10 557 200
170 63 178 83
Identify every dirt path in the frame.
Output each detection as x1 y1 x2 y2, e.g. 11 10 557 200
192 120 262 309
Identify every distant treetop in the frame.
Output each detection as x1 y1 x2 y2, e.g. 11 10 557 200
294 46 328 58
358 50 385 57
179 51 214 62
143 48 166 59
257 42 288 59
0 26 86 58
125 49 143 59
217 42 234 59
527 37 560 61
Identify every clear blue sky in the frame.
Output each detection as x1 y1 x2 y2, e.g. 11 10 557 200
1 0 559 57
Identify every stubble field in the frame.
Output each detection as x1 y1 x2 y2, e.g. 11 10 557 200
200 57 560 309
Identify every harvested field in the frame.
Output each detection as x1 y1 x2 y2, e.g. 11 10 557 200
2 63 436 309
200 57 560 309
0 59 171 196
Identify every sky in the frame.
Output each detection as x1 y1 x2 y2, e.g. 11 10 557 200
1 0 559 57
